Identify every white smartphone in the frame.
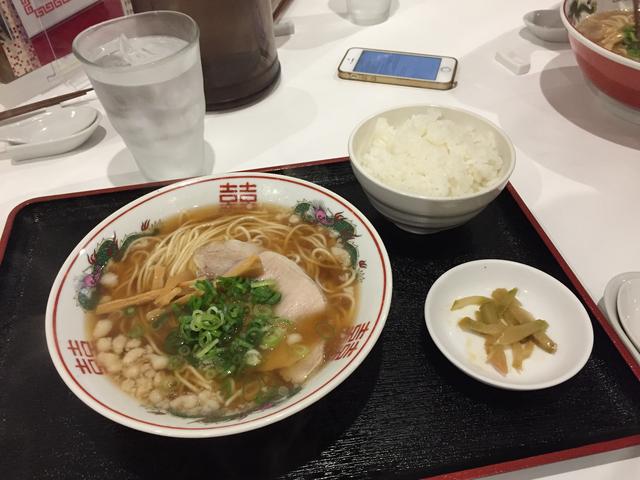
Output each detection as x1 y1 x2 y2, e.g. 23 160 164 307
338 47 458 90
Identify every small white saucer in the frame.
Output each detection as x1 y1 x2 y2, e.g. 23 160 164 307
602 272 640 364
0 106 97 144
425 259 593 390
523 9 568 43
0 109 101 161
617 279 640 351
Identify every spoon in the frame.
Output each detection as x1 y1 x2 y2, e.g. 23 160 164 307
0 136 28 145
0 107 97 145
0 111 101 162
616 278 640 351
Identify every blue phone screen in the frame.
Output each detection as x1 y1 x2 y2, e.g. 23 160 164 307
353 51 442 81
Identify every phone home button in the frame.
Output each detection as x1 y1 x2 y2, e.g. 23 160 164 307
440 66 452 73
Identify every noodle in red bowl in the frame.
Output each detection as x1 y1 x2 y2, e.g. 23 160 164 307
562 0 640 110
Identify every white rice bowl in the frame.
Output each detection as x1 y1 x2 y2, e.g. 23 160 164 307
348 105 516 234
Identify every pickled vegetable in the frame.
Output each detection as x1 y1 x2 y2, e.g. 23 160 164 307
487 344 508 376
507 306 558 354
496 320 548 345
507 305 535 324
492 288 520 315
532 332 558 354
522 340 535 360
458 317 505 336
451 296 491 310
452 288 557 375
484 334 498 355
511 340 524 370
479 301 500 324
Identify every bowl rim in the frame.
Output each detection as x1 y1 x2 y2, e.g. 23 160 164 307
560 0 640 72
45 172 393 438
72 11 199 73
424 259 594 391
347 104 517 203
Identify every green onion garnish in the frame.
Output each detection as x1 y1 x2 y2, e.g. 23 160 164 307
127 323 144 338
178 345 191 357
221 377 234 399
151 313 169 330
195 339 218 359
260 327 285 350
292 344 309 359
167 355 185 370
163 277 289 378
315 321 336 340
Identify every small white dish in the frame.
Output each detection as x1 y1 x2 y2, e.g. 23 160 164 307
424 259 593 390
0 110 101 162
0 106 97 144
523 9 568 43
602 272 640 363
617 279 640 351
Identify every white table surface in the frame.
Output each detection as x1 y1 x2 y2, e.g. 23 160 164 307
0 0 639 478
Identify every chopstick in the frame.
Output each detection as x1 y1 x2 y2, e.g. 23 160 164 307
0 88 93 123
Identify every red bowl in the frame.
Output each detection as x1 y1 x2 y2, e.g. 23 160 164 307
561 0 640 109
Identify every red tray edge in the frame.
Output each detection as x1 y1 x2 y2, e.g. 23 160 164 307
506 185 640 381
1 157 638 479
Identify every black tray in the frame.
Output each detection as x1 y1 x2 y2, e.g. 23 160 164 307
1 159 639 480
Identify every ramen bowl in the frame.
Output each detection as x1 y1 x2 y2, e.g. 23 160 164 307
45 173 392 437
349 105 516 234
562 0 640 110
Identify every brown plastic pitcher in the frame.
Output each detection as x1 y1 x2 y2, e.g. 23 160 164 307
132 0 281 110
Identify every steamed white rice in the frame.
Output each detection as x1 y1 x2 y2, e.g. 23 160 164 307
358 109 504 197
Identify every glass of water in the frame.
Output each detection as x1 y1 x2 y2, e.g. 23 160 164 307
73 11 206 181
347 0 392 25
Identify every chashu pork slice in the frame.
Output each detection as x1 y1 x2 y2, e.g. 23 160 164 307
279 341 325 384
257 250 327 322
193 241 328 322
256 251 328 384
192 240 328 383
193 239 264 278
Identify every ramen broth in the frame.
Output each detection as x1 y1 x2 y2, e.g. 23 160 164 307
87 203 359 418
576 11 639 61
